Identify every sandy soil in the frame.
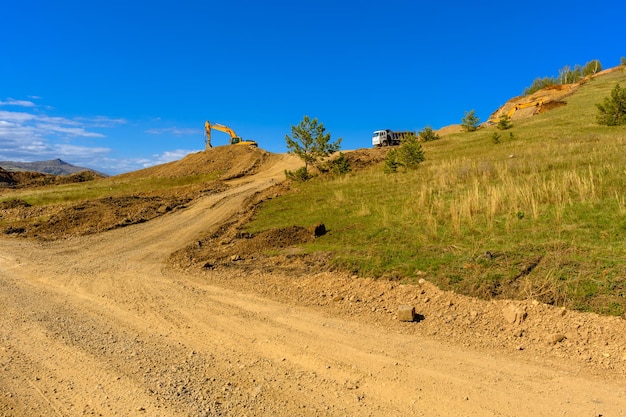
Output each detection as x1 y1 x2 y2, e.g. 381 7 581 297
1 147 626 416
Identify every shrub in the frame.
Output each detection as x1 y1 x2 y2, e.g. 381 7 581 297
285 167 313 182
523 76 556 96
400 134 425 169
384 134 425 173
596 83 626 126
419 125 440 141
328 152 351 175
384 149 401 173
496 114 513 130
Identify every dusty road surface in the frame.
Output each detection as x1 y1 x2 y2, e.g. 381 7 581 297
1 151 626 416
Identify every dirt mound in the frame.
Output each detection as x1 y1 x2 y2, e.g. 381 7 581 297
539 100 567 112
436 124 464 136
118 145 272 180
237 226 319 253
0 167 105 189
55 170 105 184
39 195 194 239
172 222 325 272
0 169 50 188
2 194 200 240
0 199 30 210
0 167 16 186
340 147 390 170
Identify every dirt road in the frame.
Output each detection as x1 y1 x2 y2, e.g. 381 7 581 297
1 152 625 416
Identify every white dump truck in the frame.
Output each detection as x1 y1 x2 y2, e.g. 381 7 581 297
372 130 415 147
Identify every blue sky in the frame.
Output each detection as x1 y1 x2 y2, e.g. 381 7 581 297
1 0 624 174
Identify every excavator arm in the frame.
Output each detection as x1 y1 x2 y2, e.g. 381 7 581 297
204 121 212 149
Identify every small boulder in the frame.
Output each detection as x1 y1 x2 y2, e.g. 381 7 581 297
502 305 526 325
547 334 567 345
398 305 416 322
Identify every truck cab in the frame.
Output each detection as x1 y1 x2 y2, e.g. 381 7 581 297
372 130 393 147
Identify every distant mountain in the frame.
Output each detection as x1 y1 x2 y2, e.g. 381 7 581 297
0 159 106 176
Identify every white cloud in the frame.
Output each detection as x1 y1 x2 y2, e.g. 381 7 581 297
34 123 105 138
0 121 41 147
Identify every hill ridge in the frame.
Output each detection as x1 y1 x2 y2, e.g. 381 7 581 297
0 158 103 176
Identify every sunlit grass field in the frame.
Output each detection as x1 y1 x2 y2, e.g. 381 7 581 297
247 69 626 315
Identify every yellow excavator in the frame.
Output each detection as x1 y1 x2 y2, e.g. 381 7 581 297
204 121 258 150
488 99 545 125
506 99 544 118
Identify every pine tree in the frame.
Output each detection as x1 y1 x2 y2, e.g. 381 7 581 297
285 116 342 176
461 110 480 132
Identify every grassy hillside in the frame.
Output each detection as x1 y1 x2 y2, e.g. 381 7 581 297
247 68 626 316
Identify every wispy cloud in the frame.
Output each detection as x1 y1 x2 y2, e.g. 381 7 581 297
76 115 128 128
0 98 36 107
86 149 200 175
34 123 105 138
143 149 200 168
145 127 201 136
0 110 36 123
